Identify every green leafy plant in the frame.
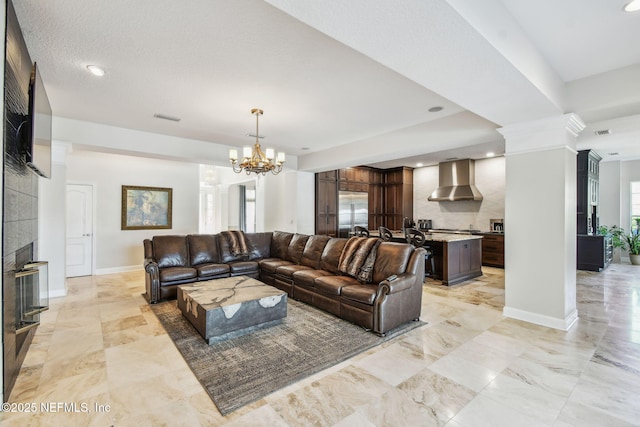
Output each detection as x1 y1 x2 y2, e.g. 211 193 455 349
599 225 640 255
624 232 640 255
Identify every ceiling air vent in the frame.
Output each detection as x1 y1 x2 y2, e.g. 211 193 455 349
594 129 611 136
153 113 181 122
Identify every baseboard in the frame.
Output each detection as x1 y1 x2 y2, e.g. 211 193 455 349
49 289 67 298
503 306 578 331
95 265 144 275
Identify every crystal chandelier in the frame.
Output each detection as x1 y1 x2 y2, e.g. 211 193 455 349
229 109 285 175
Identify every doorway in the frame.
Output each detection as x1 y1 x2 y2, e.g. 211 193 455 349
66 184 94 277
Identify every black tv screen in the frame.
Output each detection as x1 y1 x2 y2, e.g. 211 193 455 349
25 62 52 178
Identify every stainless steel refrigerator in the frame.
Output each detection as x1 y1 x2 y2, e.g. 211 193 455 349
338 191 369 237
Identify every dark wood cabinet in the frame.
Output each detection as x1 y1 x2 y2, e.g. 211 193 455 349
368 169 384 231
577 234 613 272
477 233 504 268
383 167 413 230
339 168 369 192
577 150 601 235
430 239 483 286
576 149 609 271
315 171 338 236
315 166 413 235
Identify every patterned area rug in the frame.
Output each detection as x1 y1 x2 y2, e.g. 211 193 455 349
151 298 425 415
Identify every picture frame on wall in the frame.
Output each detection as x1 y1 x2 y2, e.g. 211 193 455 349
121 185 173 230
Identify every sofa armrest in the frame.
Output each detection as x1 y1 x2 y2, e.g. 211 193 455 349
377 273 415 296
373 271 422 335
144 258 161 303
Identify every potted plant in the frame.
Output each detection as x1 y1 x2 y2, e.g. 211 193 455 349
600 225 640 265
624 232 640 265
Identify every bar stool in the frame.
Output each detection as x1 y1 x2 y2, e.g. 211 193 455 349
405 227 435 279
378 226 393 242
353 226 370 237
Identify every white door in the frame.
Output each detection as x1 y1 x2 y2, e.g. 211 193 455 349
66 184 94 277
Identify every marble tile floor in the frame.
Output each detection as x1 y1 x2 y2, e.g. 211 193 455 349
1 264 639 426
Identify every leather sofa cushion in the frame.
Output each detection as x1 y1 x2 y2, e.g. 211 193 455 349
276 264 312 278
372 243 412 284
292 269 333 287
228 261 259 274
259 258 293 273
314 275 360 296
195 263 230 278
341 284 379 305
217 233 248 263
300 235 331 268
159 267 197 282
154 236 189 268
271 231 293 259
188 234 220 266
319 238 348 274
245 232 272 260
287 234 309 263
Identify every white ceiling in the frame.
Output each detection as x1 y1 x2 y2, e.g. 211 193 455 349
12 0 640 171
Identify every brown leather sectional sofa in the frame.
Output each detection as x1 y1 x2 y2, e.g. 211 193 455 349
143 231 425 335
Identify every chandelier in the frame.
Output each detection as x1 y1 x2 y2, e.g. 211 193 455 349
229 109 285 175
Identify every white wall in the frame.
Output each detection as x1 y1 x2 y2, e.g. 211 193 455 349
58 147 302 272
260 172 292 232
227 185 241 230
66 150 199 273
296 171 315 234
38 143 70 297
413 156 505 231
599 161 622 229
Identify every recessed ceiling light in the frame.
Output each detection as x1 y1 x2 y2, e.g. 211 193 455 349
428 106 443 113
416 162 423 167
86 65 106 76
486 152 495 157
624 0 640 12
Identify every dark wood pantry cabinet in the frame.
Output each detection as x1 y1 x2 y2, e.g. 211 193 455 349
576 149 610 271
314 166 413 236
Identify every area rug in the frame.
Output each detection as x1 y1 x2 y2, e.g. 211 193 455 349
151 298 425 415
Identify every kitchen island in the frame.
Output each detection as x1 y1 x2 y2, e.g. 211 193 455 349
426 233 483 286
369 230 483 285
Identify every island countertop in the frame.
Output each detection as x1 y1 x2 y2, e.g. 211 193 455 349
369 231 483 243
426 232 483 243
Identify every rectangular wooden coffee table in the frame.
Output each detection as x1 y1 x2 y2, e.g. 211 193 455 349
177 276 287 344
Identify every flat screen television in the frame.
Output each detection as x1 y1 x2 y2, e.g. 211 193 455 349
24 62 52 178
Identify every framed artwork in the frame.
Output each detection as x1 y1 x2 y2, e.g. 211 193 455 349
121 185 172 230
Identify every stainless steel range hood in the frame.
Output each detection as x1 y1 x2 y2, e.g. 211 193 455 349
428 159 483 201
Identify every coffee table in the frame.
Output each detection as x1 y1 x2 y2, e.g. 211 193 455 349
176 276 287 344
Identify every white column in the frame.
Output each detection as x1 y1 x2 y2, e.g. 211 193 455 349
498 114 585 330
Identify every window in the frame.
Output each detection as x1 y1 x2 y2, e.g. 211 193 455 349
632 181 640 235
